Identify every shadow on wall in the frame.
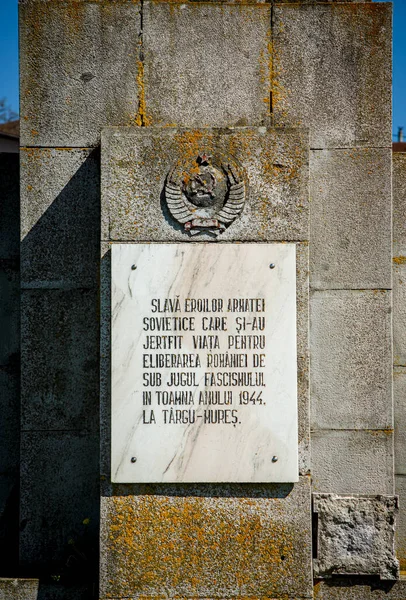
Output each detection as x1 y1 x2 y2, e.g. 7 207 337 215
18 149 101 599
0 153 20 577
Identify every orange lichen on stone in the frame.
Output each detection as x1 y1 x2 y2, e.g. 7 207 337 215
393 256 406 265
134 60 152 127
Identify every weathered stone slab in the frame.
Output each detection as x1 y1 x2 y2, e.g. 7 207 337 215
313 494 399 580
393 153 406 259
20 2 141 147
142 2 271 129
0 154 19 260
100 476 312 599
314 578 406 600
310 290 392 430
101 127 309 242
21 289 99 431
273 4 392 149
394 368 406 476
19 431 99 579
20 148 100 288
311 430 394 495
309 148 391 290
395 476 406 572
0 579 38 600
393 264 406 367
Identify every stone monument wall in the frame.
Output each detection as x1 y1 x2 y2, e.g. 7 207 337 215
11 0 403 598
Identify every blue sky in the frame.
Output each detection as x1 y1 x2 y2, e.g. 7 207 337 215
0 0 404 139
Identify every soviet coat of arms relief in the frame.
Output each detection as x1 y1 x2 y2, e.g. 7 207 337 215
164 153 246 236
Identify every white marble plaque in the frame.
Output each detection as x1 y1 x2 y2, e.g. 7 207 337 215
111 243 298 483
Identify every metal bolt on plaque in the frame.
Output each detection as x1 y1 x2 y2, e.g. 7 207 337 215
165 153 246 236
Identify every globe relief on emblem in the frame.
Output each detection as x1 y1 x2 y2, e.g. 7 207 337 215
164 153 246 236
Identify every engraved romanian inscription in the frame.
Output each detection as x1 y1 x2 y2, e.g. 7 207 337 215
111 244 298 483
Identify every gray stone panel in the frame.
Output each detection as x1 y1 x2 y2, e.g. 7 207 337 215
395 475 406 571
314 578 406 600
394 368 406 476
310 148 392 290
313 494 399 580
311 430 394 495
19 431 99 582
393 153 406 259
296 243 310 475
273 4 392 149
0 579 38 600
393 264 406 366
101 127 309 242
21 289 99 432
143 2 271 129
20 148 100 288
0 154 19 260
100 476 312 599
310 290 392 431
20 2 141 147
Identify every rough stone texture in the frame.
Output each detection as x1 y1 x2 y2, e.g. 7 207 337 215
100 476 312 599
314 578 406 600
309 148 392 290
311 430 394 495
19 430 99 588
20 1 141 147
21 289 99 431
0 579 38 600
273 3 392 149
101 127 309 242
394 368 406 477
393 153 406 260
393 153 406 366
296 243 310 476
20 148 100 288
395 476 406 572
310 290 392 430
313 494 399 580
143 2 271 129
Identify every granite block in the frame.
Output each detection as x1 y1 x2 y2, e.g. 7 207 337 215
310 148 392 290
0 154 19 260
20 2 141 147
393 153 406 259
142 1 271 129
394 264 406 367
273 3 392 149
313 494 399 580
20 148 100 288
310 290 392 431
395 475 406 572
311 430 394 495
101 126 309 242
0 579 38 600
314 578 406 600
100 476 312 599
19 431 99 582
394 368 406 476
21 289 99 431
